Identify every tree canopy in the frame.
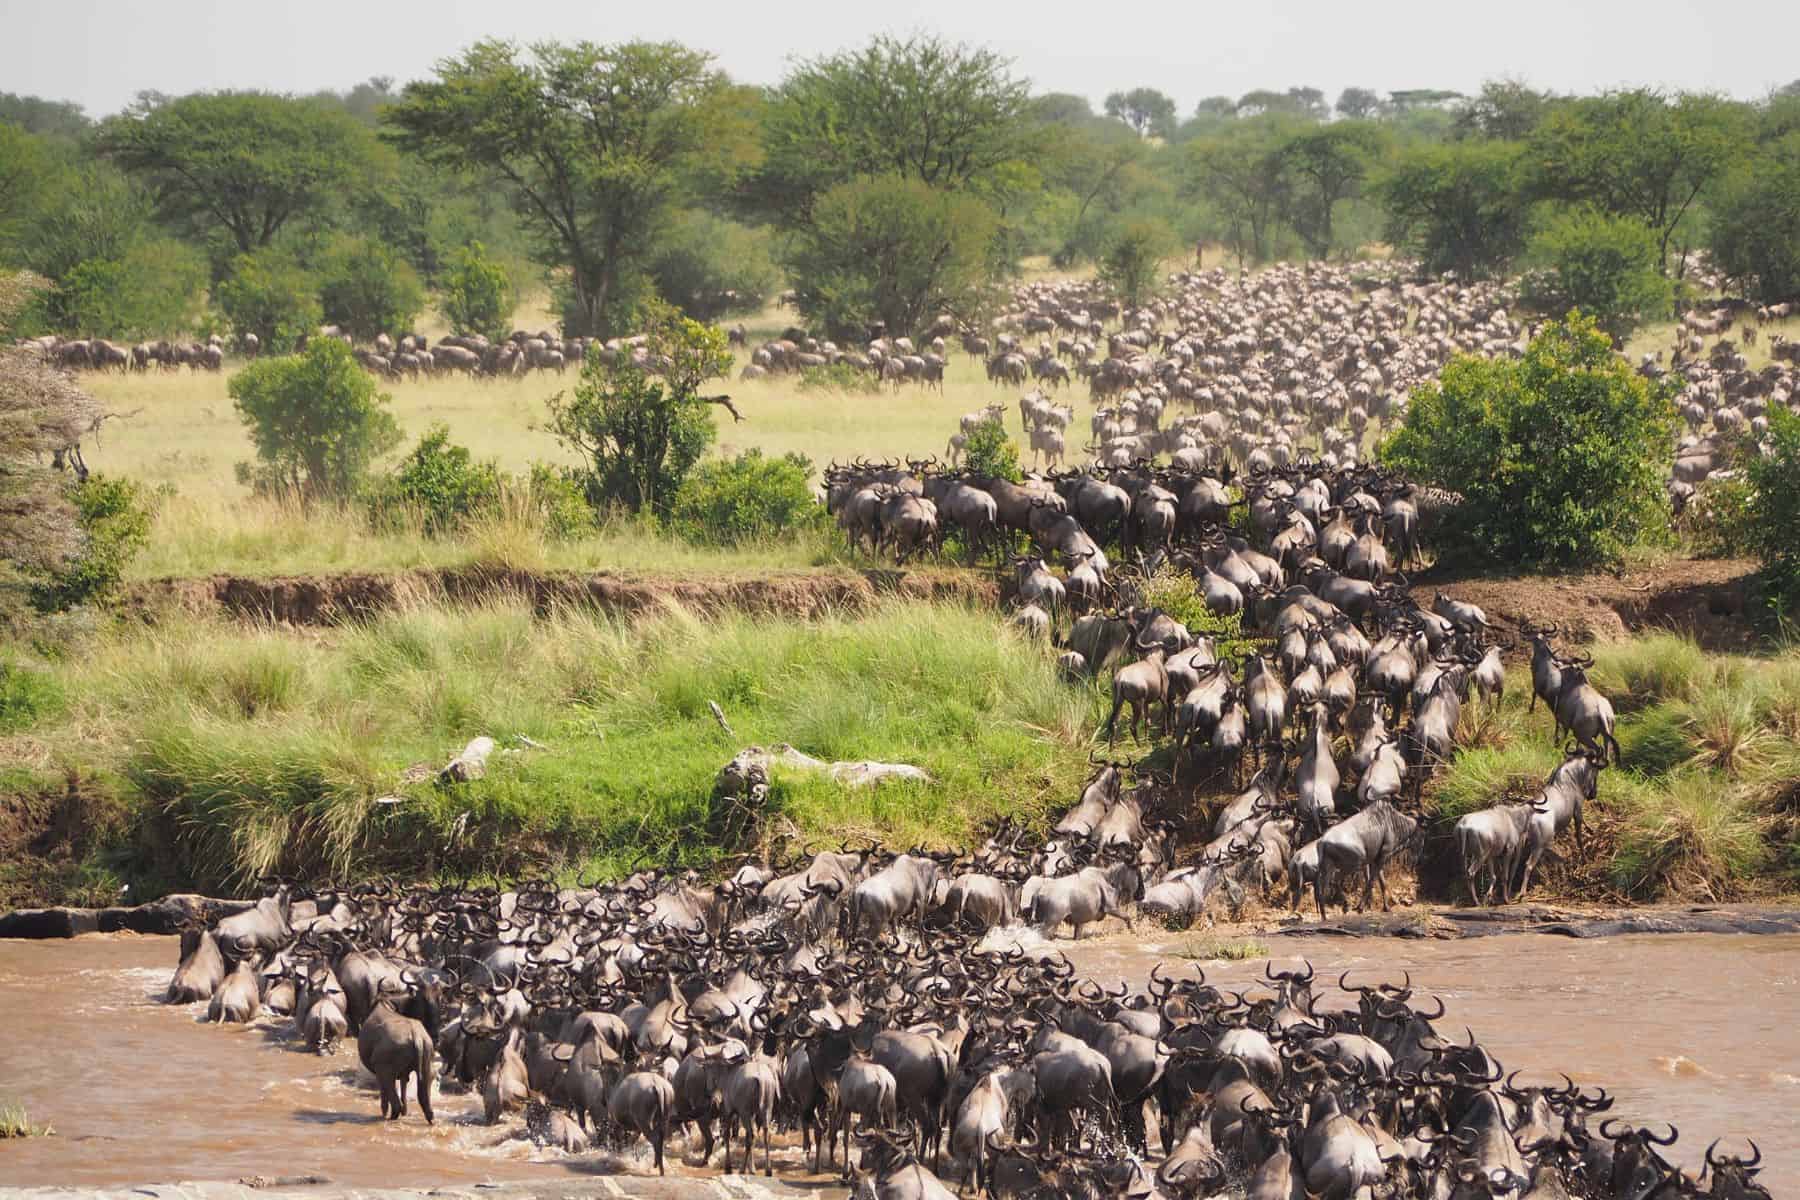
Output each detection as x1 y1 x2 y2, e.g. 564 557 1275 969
753 34 1033 222
95 92 372 253
385 39 746 335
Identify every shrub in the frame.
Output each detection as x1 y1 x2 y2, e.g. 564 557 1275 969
1098 218 1177 308
230 339 402 501
1379 312 1677 568
315 234 426 341
1707 135 1800 303
526 465 595 541
1737 406 1800 619
1518 209 1673 341
545 300 732 514
797 362 882 394
647 211 780 323
783 174 1001 341
53 238 207 339
440 240 512 341
365 424 502 534
30 475 153 612
215 249 320 353
1679 472 1756 558
668 450 826 546
962 419 1022 484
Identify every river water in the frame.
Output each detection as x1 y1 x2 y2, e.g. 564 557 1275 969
1 931 1794 1191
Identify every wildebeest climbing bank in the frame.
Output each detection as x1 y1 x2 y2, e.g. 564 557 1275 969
5 13 1800 1200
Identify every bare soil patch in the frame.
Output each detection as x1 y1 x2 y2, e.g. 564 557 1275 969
1414 557 1758 653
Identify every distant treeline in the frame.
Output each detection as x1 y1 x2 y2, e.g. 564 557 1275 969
2 48 1797 346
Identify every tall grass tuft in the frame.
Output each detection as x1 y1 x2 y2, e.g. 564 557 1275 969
0 1103 53 1138
1609 768 1772 901
1590 633 1711 706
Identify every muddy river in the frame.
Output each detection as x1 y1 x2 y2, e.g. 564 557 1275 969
1 931 1794 1191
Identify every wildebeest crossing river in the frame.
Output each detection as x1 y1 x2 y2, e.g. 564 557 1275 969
0 930 1792 1195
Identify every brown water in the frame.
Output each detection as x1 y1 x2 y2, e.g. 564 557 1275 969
0 931 1795 1191
1067 929 1800 1192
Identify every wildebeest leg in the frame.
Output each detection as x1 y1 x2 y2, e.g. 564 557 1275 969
1314 863 1330 922
1105 697 1125 744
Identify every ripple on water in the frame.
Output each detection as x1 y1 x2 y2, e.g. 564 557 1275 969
1652 1055 1715 1078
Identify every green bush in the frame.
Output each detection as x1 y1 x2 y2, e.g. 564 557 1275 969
545 300 732 514
1739 406 1800 619
230 339 402 501
782 174 1001 341
1707 134 1800 303
1098 217 1176 308
30 475 153 612
315 234 426 341
647 211 780 323
216 249 321 353
668 450 826 546
365 424 502 534
797 362 881 394
962 419 1023 483
53 239 207 340
1680 472 1756 558
1379 312 1677 568
440 240 513 341
1518 209 1673 341
526 465 596 541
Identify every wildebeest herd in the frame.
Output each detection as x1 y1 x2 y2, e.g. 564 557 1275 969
162 858 1769 1199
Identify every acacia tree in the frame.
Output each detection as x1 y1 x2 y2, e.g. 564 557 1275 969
1184 118 1295 266
385 40 745 335
1104 88 1177 138
754 34 1033 222
1377 141 1530 279
1336 88 1385 120
1280 121 1388 258
1527 89 1751 271
95 92 370 253
545 301 734 514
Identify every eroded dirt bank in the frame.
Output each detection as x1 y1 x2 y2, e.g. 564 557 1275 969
122 557 1758 648
126 565 999 625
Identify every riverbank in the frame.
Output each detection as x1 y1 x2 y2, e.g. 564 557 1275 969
3 567 1795 912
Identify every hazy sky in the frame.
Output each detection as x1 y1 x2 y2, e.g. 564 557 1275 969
4 0 1795 118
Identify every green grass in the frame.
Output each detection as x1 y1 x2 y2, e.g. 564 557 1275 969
0 1103 52 1139
8 597 1099 893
